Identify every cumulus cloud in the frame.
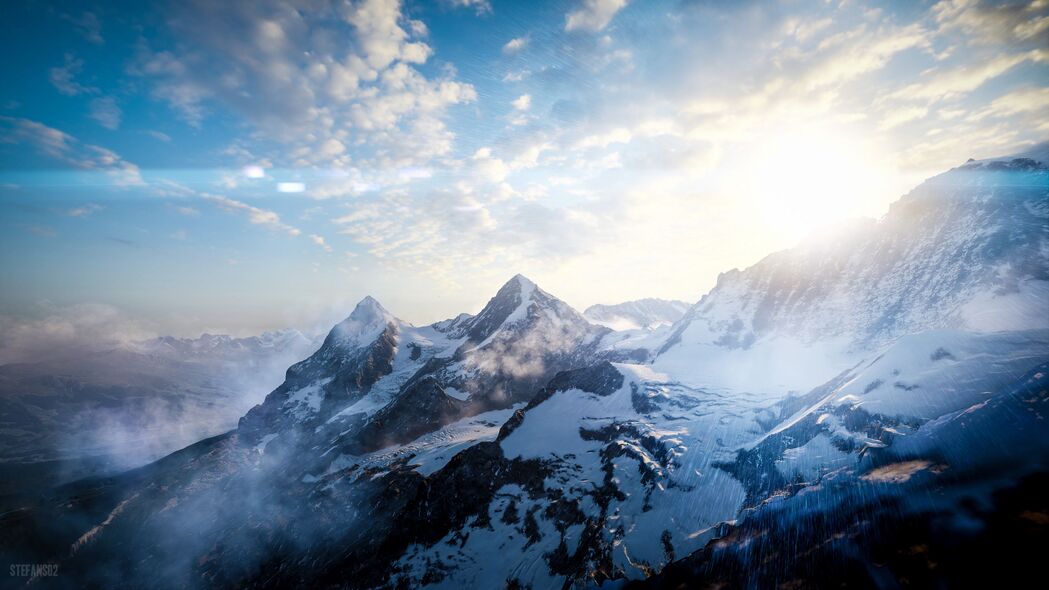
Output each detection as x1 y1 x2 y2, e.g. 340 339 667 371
131 0 476 171
565 0 629 32
471 146 510 183
512 94 532 111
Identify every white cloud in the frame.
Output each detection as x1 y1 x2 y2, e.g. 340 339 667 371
503 36 528 53
472 146 510 183
317 138 346 159
565 0 629 33
511 94 532 111
310 234 334 252
132 0 476 170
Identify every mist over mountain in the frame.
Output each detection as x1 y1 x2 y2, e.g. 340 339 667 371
0 329 321 494
1 148 1047 588
583 299 691 331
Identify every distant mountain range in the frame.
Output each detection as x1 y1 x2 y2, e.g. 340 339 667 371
0 329 320 493
583 298 690 331
1 146 1047 588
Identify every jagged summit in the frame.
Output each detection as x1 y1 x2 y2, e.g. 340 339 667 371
495 274 539 307
510 273 537 290
452 274 591 350
20 144 1049 590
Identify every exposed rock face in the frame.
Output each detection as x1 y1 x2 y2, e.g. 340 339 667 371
238 297 400 441
3 147 1049 590
343 378 466 454
239 274 610 472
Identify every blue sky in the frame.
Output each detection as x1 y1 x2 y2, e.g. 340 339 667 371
1 0 1047 340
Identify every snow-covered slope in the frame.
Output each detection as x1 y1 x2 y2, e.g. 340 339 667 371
654 152 1049 393
239 274 609 464
8 147 1049 590
584 298 691 331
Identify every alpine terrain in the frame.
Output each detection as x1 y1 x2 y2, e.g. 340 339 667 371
1 146 1047 588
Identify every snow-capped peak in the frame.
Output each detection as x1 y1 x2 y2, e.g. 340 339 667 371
505 274 538 322
455 274 561 347
511 273 537 293
348 295 392 322
326 296 397 350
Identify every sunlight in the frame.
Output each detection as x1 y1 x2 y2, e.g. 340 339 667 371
745 126 898 243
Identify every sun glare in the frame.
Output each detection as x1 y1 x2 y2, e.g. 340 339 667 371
745 127 898 243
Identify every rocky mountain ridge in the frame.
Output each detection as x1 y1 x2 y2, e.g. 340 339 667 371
2 146 1047 589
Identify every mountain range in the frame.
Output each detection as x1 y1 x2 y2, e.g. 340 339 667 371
583 299 690 331
1 146 1047 588
0 330 320 495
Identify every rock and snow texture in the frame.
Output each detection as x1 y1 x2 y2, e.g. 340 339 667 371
584 298 691 331
12 146 1049 589
239 274 609 467
427 273 610 405
654 152 1049 394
